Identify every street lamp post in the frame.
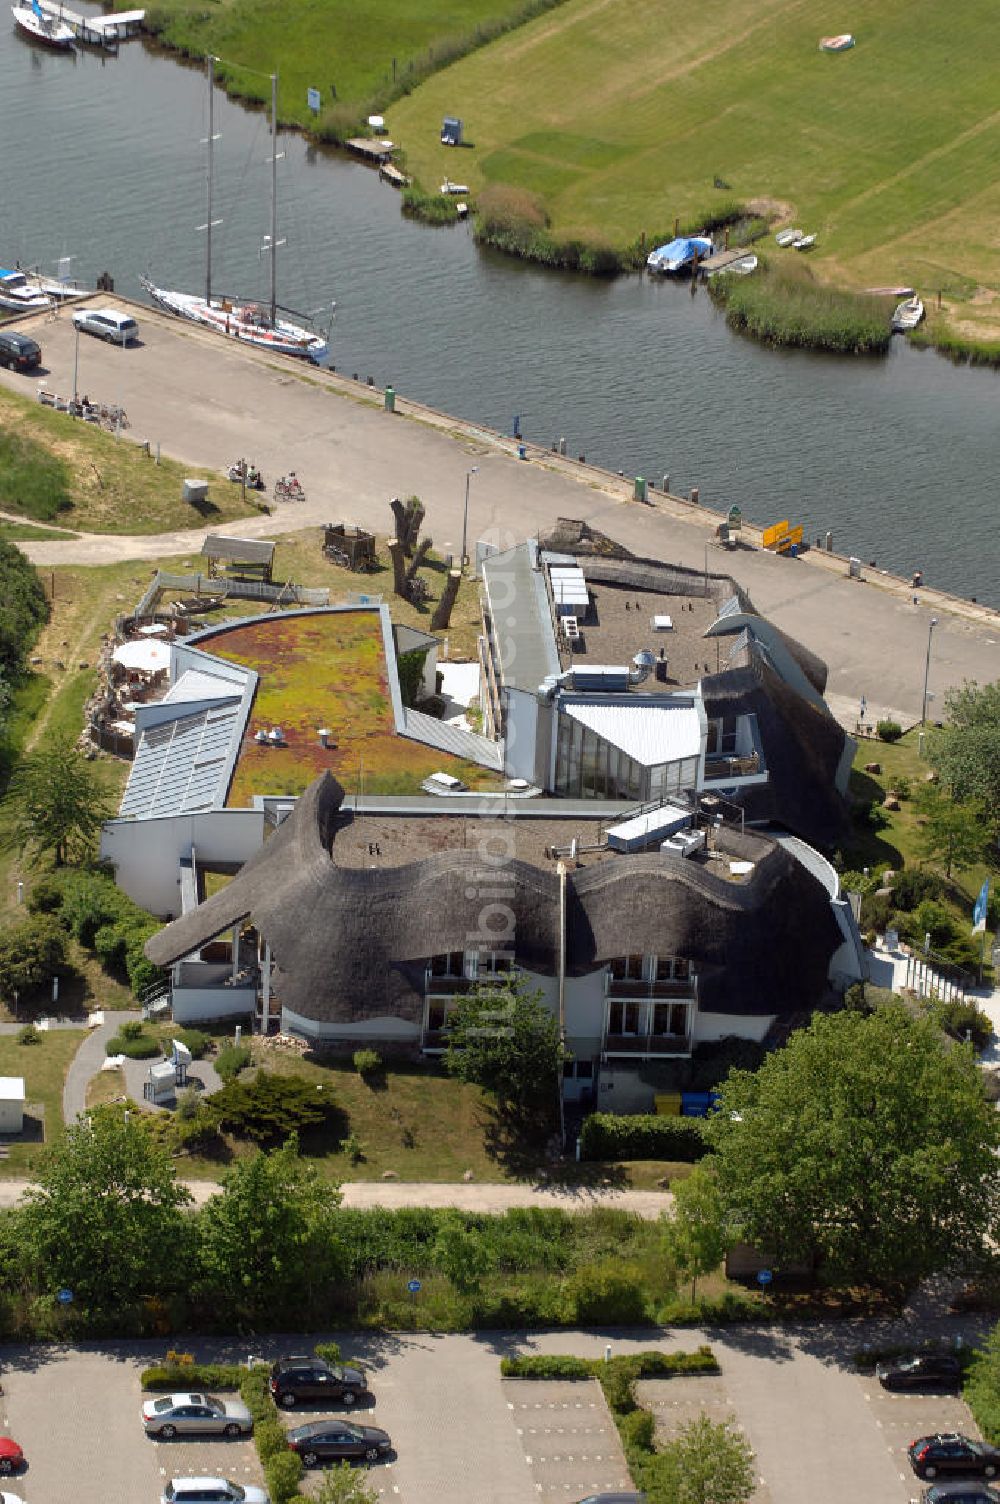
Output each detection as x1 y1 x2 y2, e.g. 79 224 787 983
72 322 80 410
461 465 478 569
920 616 939 725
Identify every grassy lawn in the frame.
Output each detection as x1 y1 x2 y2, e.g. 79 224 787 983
138 0 555 130
0 1029 85 1174
0 387 259 534
387 0 1000 343
0 522 80 543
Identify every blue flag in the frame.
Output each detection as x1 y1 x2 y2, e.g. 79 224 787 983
973 878 990 934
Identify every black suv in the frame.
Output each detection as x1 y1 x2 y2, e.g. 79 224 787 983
877 1353 963 1390
0 331 41 372
909 1436 1000 1480
269 1357 366 1407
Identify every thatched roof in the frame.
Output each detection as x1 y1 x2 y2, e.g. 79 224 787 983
147 773 842 1027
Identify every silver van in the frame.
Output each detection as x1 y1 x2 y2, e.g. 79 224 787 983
71 306 139 344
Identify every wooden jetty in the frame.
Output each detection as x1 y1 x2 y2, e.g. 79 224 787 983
36 0 145 46
698 247 753 277
346 138 395 165
378 163 410 189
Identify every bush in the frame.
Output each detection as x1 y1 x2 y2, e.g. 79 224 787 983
690 1035 766 1090
618 1406 655 1450
565 1261 649 1324
931 999 993 1052
877 720 903 742
263 1450 304 1504
208 1069 335 1141
500 1355 594 1379
0 913 67 1000
215 1043 252 1082
119 1020 144 1041
106 1031 160 1060
173 1028 210 1060
314 1341 343 1366
708 265 891 355
579 1113 708 1162
142 1361 243 1390
26 876 63 914
254 1418 289 1463
892 868 943 910
16 1024 41 1046
353 1049 382 1080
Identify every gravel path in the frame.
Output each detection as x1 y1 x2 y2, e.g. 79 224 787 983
61 1012 141 1124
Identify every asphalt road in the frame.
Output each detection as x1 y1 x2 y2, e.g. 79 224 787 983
5 303 999 725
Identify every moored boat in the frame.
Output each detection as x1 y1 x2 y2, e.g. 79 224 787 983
708 253 759 277
819 33 855 51
11 0 73 47
647 234 714 274
775 228 803 247
891 296 924 332
0 267 53 312
144 58 332 366
864 285 915 298
793 233 817 250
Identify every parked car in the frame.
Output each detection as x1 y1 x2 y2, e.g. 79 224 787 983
142 1393 254 1440
923 1486 1000 1504
877 1353 963 1390
71 306 139 344
269 1357 367 1407
285 1421 392 1467
0 331 40 372
909 1436 1000 1479
162 1478 269 1504
0 1438 23 1476
0 1493 25 1504
574 1497 647 1503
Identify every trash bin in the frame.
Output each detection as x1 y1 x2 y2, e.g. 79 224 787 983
517 444 527 460
384 385 395 413
634 476 648 502
789 543 798 558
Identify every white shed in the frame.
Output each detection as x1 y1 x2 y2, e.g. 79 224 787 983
0 1077 25 1134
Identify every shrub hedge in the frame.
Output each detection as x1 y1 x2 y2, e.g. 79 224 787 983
142 1361 243 1390
579 1113 708 1162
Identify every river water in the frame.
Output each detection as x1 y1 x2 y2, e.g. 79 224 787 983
6 24 1000 605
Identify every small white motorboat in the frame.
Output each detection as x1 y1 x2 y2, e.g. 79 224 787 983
12 0 74 47
775 228 803 247
709 253 759 277
864 285 915 298
819 33 855 51
647 234 714 274
440 180 470 195
891 296 924 332
0 267 53 312
794 233 817 250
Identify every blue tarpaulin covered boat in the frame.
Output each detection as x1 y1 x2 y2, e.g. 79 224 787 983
646 235 714 274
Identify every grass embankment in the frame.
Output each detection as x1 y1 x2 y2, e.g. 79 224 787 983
0 388 258 534
386 0 1000 350
0 1030 86 1172
137 0 569 137
708 263 891 355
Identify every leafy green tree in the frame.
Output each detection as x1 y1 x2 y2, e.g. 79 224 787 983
21 1109 193 1318
432 1211 492 1294
914 784 986 880
313 1462 379 1504
706 1002 1000 1298
656 1413 755 1504
0 913 66 1001
445 978 565 1121
929 680 1000 830
662 1164 728 1302
4 736 111 866
0 539 48 679
207 1069 335 1141
196 1136 343 1323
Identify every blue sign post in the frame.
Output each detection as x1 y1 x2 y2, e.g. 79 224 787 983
57 1288 74 1305
756 1269 773 1289
407 1279 422 1300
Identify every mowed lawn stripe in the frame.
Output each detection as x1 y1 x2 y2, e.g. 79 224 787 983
392 0 1000 300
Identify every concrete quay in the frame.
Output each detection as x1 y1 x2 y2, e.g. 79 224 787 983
4 298 998 726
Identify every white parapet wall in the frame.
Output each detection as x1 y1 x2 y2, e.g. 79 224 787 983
101 808 266 917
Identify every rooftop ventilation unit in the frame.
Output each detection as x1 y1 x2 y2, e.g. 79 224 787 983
661 829 706 858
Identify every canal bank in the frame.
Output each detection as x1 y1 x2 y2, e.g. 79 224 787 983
6 299 997 729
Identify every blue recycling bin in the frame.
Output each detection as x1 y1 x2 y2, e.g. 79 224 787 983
518 444 527 460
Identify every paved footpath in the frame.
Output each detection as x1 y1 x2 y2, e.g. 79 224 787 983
5 305 999 725
0 1173 670 1215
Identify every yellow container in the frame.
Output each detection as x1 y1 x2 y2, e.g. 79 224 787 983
654 1092 682 1116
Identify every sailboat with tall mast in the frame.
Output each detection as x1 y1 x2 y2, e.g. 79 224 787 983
142 60 331 364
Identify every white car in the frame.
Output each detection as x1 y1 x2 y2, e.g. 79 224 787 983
71 306 139 344
0 1494 25 1504
162 1480 269 1504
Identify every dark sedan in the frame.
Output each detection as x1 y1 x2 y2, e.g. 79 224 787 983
269 1357 367 1407
877 1353 962 1390
923 1486 1000 1504
286 1421 392 1467
909 1436 1000 1480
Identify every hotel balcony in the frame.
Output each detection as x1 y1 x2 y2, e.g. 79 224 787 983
605 977 696 999
602 1031 692 1058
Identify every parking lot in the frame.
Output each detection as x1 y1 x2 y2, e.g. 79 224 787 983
0 1328 987 1504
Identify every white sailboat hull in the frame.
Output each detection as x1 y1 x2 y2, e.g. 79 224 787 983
140 278 329 363
11 4 74 46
